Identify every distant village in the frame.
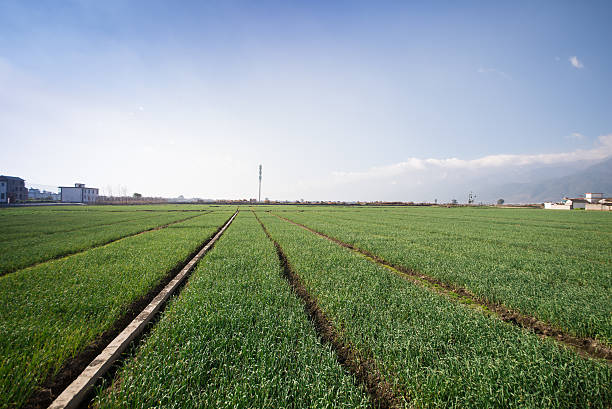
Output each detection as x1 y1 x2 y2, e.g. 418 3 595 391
544 193 612 211
1 174 611 210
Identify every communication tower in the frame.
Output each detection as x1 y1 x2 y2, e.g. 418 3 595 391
258 165 262 202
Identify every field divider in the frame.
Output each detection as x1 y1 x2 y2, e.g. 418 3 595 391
45 210 238 409
271 212 612 364
2 211 213 277
253 211 404 409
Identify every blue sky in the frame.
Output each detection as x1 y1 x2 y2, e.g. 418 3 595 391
1 1 611 200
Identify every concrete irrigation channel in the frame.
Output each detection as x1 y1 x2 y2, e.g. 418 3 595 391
46 210 238 409
271 212 612 364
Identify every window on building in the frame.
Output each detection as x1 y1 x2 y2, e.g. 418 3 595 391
1 193 4 199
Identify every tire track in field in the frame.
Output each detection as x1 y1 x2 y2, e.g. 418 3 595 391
253 211 403 409
1 212 213 278
271 212 612 364
25 210 238 409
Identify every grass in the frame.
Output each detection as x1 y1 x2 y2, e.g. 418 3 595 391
0 211 232 409
2 204 610 408
0 211 208 274
93 211 369 409
278 206 612 343
258 211 612 408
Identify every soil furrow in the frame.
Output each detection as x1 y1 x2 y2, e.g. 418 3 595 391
254 212 403 409
1 212 212 277
272 212 612 364
22 211 237 409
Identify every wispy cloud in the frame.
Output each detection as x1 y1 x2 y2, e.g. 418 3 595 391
477 67 511 79
332 134 612 182
569 56 584 69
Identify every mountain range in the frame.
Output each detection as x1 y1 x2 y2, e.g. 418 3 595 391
480 157 612 203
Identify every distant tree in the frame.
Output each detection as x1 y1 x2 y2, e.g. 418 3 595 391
451 199 458 205
497 198 505 205
133 193 142 198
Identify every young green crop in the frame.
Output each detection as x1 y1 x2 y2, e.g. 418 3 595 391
0 211 204 274
278 206 612 343
0 211 233 409
94 211 369 409
0 211 155 242
257 211 611 408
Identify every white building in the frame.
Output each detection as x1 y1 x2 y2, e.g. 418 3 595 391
59 183 99 203
544 202 571 210
28 188 60 201
564 198 587 209
546 192 611 210
586 202 612 211
585 193 604 203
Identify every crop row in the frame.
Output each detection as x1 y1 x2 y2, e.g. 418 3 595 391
257 212 611 408
303 207 612 262
0 211 161 242
93 211 370 409
279 208 612 343
0 211 207 275
0 210 233 409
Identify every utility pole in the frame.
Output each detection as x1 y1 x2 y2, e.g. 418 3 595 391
258 165 262 202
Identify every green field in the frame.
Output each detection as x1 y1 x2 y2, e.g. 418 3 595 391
276 206 612 343
1 205 610 408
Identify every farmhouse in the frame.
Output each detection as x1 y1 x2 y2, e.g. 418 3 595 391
0 175 28 203
59 183 99 203
585 193 612 211
585 192 604 203
563 198 588 209
544 202 572 210
545 192 612 210
28 188 60 201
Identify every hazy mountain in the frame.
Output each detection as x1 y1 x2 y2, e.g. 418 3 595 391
481 157 612 203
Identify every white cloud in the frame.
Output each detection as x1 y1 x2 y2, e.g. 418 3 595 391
332 134 612 183
566 132 585 140
569 56 584 69
477 67 511 79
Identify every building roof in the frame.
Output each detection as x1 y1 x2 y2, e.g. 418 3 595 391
0 175 25 181
565 198 589 203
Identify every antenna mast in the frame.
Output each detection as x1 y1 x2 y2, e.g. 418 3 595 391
258 164 262 202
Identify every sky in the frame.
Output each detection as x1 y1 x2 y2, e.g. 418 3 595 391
1 1 611 201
